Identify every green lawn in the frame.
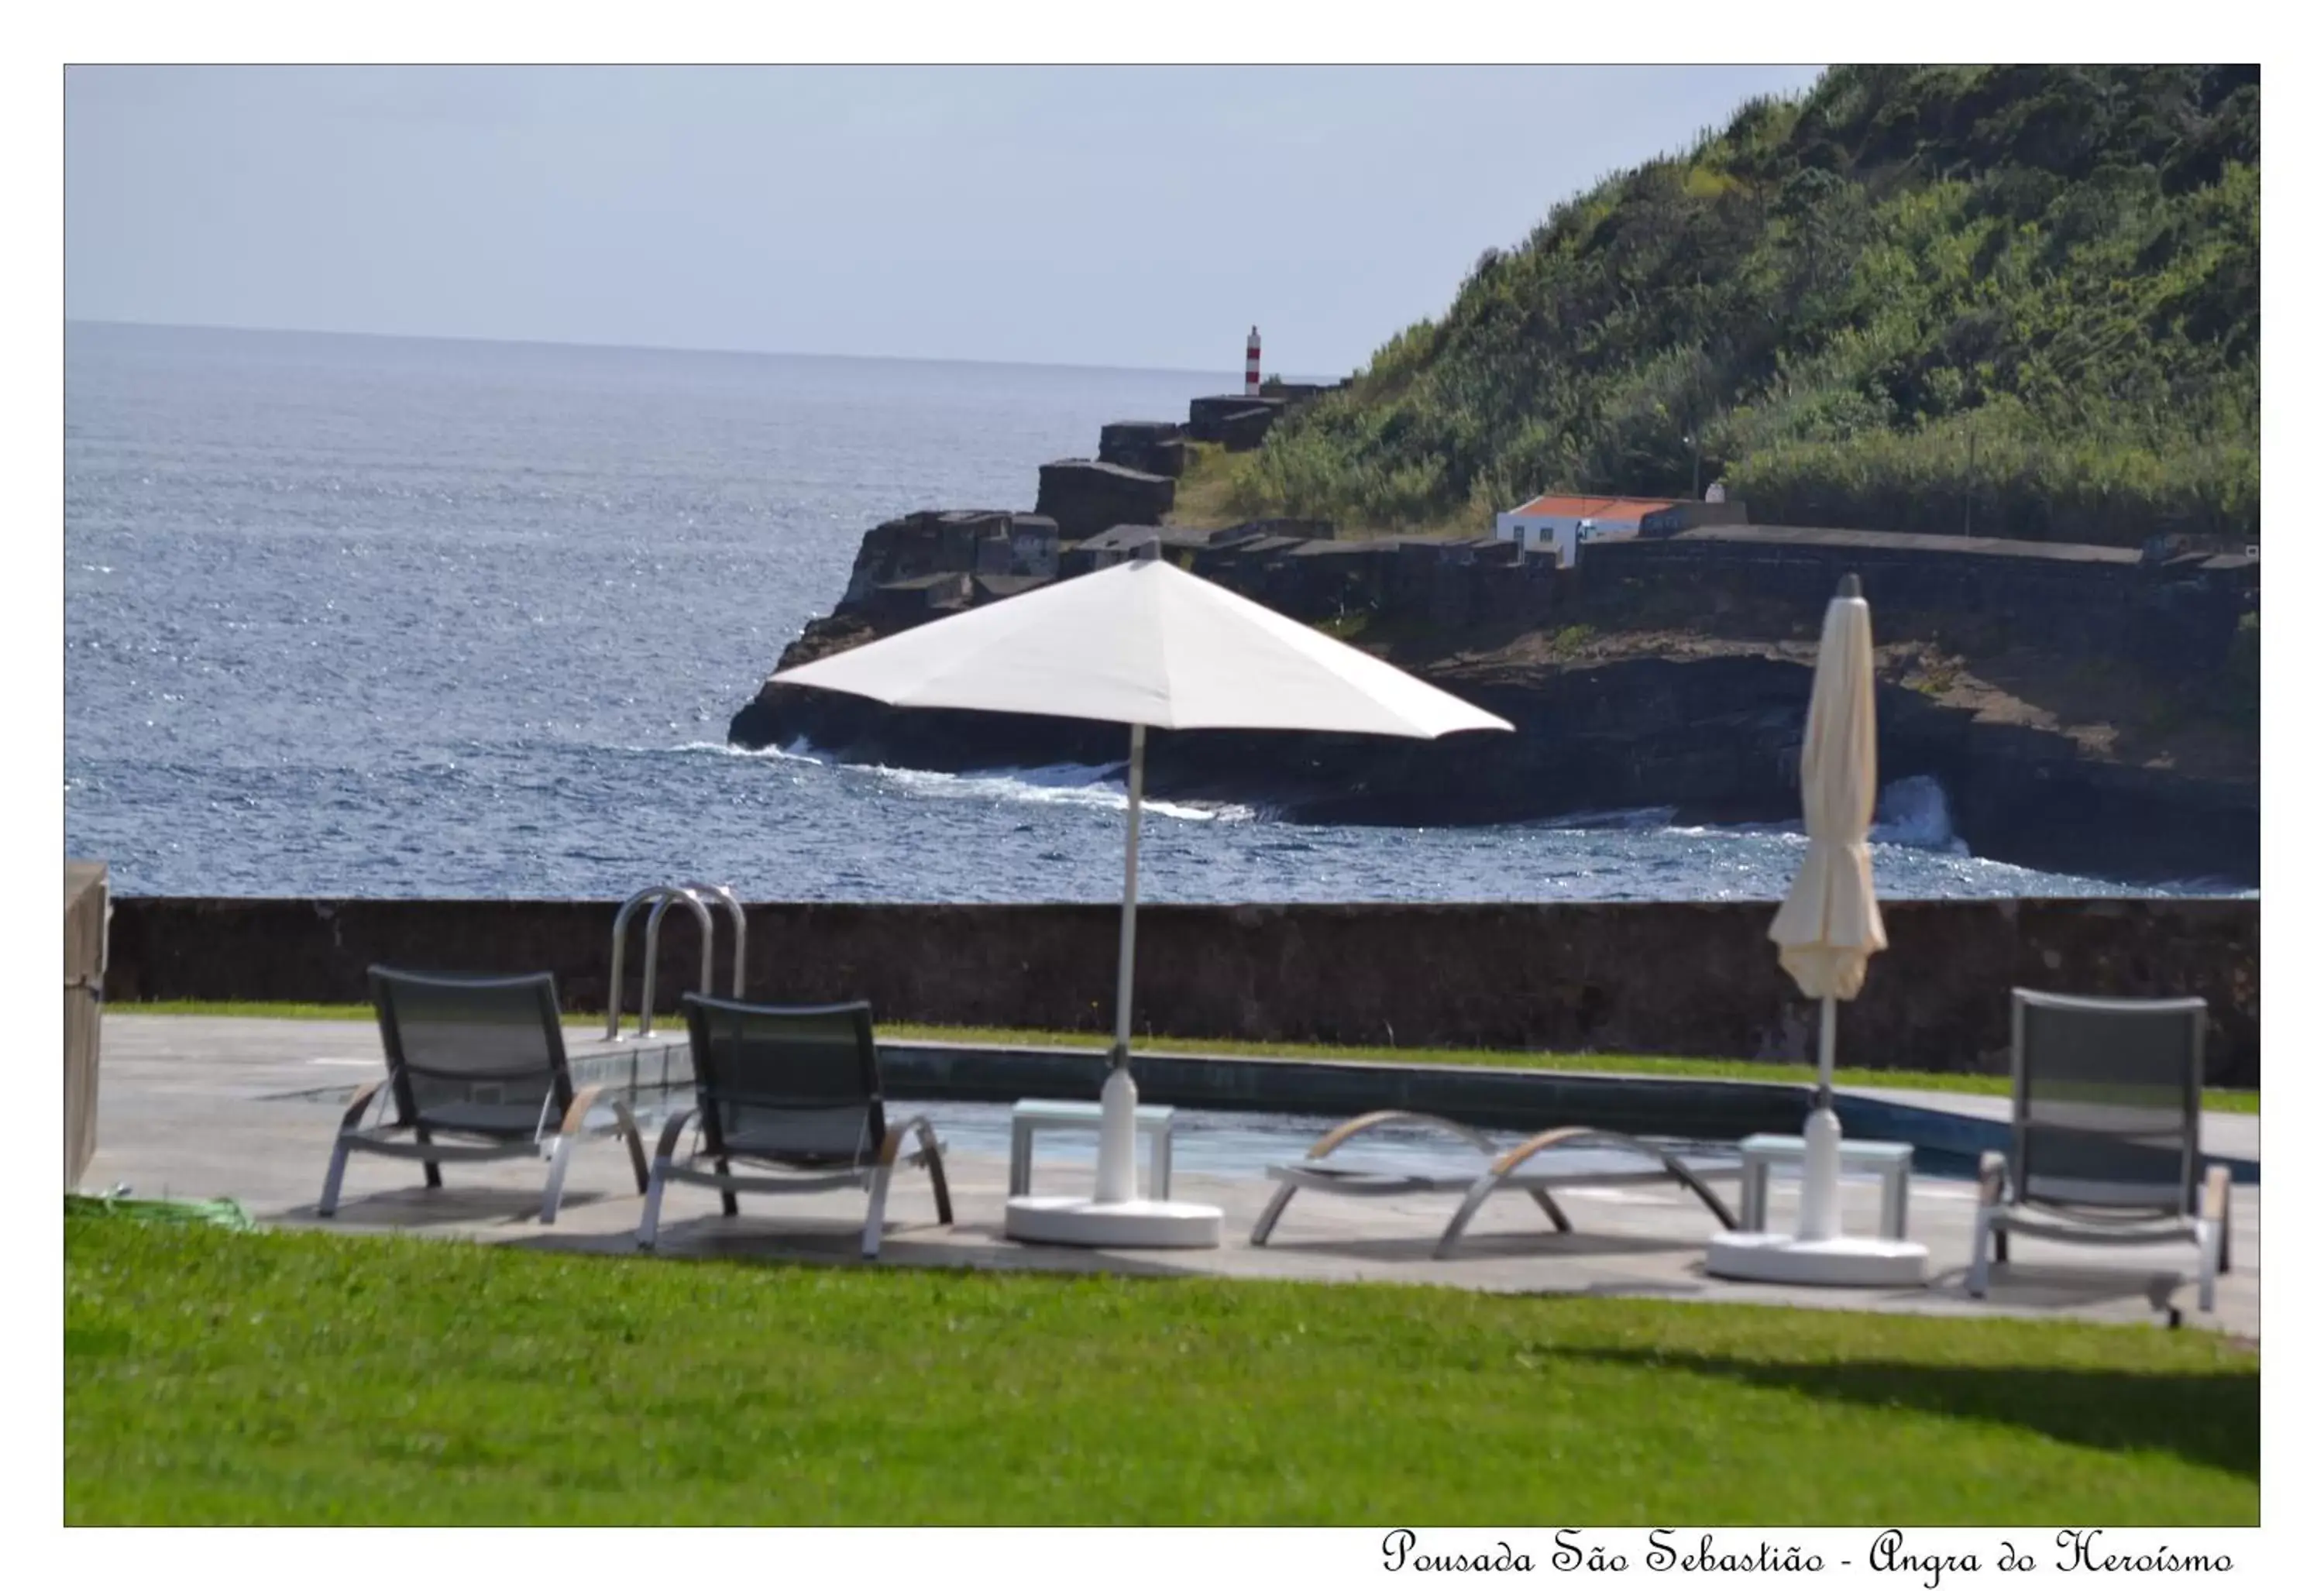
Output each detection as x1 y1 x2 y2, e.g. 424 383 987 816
66 1216 2257 1526
115 1000 2262 1113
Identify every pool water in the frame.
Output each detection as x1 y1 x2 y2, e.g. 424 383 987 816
545 1050 1971 1187
896 1098 1745 1184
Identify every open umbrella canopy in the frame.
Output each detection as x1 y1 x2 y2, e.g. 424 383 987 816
770 555 1513 737
1768 577 1887 1002
769 552 1511 1243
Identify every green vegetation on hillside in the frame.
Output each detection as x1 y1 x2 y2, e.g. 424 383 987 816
1229 66 2258 545
67 1215 2257 1524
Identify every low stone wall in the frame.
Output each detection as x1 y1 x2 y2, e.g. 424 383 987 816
1034 460 1177 541
1188 393 1285 442
1583 531 2256 672
1097 421 1187 477
102 897 2260 1088
839 509 1058 606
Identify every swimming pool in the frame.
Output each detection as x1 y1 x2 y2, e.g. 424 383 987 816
899 1097 1743 1184
556 1033 1985 1184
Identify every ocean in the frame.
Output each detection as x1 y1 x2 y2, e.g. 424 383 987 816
64 321 2235 904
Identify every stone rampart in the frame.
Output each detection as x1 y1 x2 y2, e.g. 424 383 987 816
103 897 2259 1087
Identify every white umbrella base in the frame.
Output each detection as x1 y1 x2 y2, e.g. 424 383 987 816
1704 1231 1929 1287
1003 1194 1225 1249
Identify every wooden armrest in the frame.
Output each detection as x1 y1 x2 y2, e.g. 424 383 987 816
2201 1163 2231 1222
559 1084 605 1138
1489 1126 1597 1177
1306 1110 1497 1161
879 1115 943 1168
339 1079 386 1130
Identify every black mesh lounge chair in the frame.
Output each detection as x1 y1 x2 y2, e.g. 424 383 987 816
1250 1112 1739 1259
320 968 648 1224
1968 990 2233 1312
637 995 951 1259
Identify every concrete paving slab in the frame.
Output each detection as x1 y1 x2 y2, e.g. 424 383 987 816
1844 1083 2259 1164
80 1016 2259 1340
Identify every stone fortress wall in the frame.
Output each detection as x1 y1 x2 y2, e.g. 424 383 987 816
821 387 2257 680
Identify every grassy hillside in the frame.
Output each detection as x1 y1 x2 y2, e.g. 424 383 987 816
1226 66 2258 546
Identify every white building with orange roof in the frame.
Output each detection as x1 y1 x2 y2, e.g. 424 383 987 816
1493 490 1748 565
1491 493 1681 566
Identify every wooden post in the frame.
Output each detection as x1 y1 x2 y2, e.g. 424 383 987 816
65 861 108 1190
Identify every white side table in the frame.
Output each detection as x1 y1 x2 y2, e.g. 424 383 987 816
1738 1133 1915 1239
1009 1099 1175 1200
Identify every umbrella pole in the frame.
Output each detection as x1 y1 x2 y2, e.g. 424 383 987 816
1095 723 1147 1204
1816 993 1836 1105
1797 995 1843 1242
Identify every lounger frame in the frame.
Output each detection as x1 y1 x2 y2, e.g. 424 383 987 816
1968 989 2231 1312
637 995 952 1259
1250 1111 1739 1259
321 968 647 1224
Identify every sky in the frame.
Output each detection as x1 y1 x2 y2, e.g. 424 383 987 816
65 64 1824 376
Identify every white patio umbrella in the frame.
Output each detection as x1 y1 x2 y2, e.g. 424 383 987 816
772 546 1511 1246
1707 572 1926 1285
1767 571 1887 1242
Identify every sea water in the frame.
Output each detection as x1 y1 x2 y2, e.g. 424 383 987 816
64 321 2243 903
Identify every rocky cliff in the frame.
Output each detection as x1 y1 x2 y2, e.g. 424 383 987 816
729 389 2258 888
735 645 2255 885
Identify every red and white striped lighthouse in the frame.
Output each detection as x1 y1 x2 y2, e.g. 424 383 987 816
1244 326 1262 397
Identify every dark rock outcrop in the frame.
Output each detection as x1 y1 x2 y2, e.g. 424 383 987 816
1188 393 1285 443
840 509 1058 607
727 380 2257 888
1098 421 1189 477
1034 459 1176 540
729 648 2257 886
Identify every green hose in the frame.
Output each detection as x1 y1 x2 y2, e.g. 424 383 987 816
65 1191 256 1230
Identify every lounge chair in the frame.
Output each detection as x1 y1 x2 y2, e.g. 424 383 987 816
321 968 648 1223
637 995 951 1259
1250 1112 1739 1259
1968 989 2233 1312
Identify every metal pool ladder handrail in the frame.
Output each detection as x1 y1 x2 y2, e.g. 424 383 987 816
679 881 748 1001
605 883 747 1039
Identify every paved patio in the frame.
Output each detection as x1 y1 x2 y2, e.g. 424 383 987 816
81 1015 2260 1338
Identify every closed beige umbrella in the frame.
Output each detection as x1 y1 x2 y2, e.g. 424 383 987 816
1708 574 1926 1283
1770 572 1888 1006
1768 572 1885 1245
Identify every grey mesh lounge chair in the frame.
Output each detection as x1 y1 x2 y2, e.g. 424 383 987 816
1968 990 2232 1312
637 995 951 1259
1250 1112 1739 1259
320 968 648 1224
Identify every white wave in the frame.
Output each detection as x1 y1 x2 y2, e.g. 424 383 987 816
665 741 1967 850
1651 776 1965 853
1872 774 1969 854
1668 819 1806 842
860 760 1255 823
2147 877 2259 899
671 737 1252 823
661 739 820 761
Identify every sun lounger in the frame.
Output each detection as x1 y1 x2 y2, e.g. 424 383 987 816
1249 1111 1740 1259
637 995 951 1259
1969 990 2232 1312
321 968 648 1223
